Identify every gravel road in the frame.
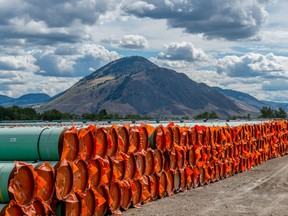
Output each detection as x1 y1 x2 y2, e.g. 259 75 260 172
124 155 288 216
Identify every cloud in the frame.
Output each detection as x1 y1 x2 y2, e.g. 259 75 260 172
216 53 288 78
0 71 18 79
0 54 39 71
102 34 149 49
150 41 211 70
32 44 122 77
262 80 288 91
122 0 269 40
0 76 79 98
0 72 26 92
157 42 208 62
119 34 149 49
0 0 118 27
0 0 119 45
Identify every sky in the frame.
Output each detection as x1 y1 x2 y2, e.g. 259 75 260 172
1 0 288 103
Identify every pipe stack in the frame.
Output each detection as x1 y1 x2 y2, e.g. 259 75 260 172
0 120 288 215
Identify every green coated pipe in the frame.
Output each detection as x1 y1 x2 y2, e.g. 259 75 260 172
0 201 24 216
55 201 65 216
0 204 6 209
0 163 14 203
0 127 46 161
38 127 66 161
148 129 156 149
0 127 66 161
0 203 7 215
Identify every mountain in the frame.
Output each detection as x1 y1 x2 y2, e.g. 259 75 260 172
260 101 288 112
0 95 13 104
212 87 265 112
37 56 245 117
0 93 51 107
213 87 288 112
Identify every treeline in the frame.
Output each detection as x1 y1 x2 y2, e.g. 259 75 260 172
0 106 76 121
193 111 219 120
0 105 286 122
259 106 287 119
0 106 151 121
81 109 152 121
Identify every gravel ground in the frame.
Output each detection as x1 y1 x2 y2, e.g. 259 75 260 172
124 156 288 216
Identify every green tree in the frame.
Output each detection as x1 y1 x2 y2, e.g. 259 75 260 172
209 111 219 119
82 113 98 121
274 107 287 119
260 106 275 118
0 106 6 120
182 116 189 120
21 107 39 120
194 111 219 120
41 109 63 121
98 109 108 120
194 111 209 119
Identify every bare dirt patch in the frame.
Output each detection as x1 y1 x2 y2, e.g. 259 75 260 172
124 156 288 216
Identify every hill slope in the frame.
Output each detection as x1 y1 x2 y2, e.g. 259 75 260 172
0 93 51 107
212 87 288 113
38 56 245 117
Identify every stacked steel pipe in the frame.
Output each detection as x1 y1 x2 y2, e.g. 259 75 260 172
0 120 288 215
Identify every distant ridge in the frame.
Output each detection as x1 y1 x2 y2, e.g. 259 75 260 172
212 87 288 112
37 56 245 117
0 93 51 107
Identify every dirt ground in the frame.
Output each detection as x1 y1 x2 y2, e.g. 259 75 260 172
124 156 288 216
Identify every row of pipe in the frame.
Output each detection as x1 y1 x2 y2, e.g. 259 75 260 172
0 127 65 161
0 120 288 215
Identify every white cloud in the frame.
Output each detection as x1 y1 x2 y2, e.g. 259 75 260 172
0 71 18 79
0 53 39 71
157 42 208 62
32 44 121 77
216 53 288 78
120 34 149 49
123 1 156 15
102 34 149 49
150 41 212 72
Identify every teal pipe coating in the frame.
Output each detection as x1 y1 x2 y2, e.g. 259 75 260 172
0 163 14 203
0 127 65 161
38 127 65 161
0 127 46 161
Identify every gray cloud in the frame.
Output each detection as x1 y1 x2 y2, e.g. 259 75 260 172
262 80 288 91
0 0 119 45
0 0 118 27
122 0 269 40
0 78 25 91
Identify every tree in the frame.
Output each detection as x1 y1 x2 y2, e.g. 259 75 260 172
275 107 287 119
41 109 63 121
98 109 108 120
260 106 275 118
194 111 219 120
209 111 219 119
194 111 209 119
21 107 39 120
